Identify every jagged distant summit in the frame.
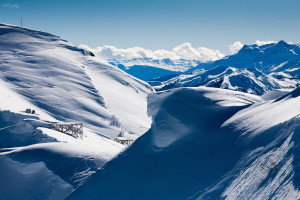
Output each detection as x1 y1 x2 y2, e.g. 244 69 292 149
213 40 300 70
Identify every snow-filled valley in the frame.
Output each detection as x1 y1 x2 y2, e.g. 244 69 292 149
1 23 300 200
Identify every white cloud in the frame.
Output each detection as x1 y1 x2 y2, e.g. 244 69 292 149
254 40 277 46
229 41 244 54
3 3 19 9
90 43 224 62
173 43 224 61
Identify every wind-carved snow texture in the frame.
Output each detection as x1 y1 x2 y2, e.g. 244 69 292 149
147 87 261 149
222 133 300 200
0 23 152 139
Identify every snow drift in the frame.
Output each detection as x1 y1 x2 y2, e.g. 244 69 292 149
68 87 300 200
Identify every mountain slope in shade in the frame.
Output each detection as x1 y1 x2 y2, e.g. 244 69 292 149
67 87 300 200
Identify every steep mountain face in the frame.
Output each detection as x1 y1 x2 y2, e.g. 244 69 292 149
67 87 300 200
0 23 153 138
157 41 300 95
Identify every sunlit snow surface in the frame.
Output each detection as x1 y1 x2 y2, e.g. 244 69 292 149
0 23 152 139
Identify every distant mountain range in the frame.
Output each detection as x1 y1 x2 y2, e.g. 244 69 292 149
108 58 201 86
155 41 300 95
109 57 202 72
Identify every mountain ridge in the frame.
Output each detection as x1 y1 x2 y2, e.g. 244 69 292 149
155 41 300 95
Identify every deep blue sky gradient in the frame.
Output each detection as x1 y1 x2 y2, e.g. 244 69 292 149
1 0 299 53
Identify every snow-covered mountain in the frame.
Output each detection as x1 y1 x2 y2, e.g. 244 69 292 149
110 57 202 72
158 66 296 95
67 86 300 200
213 40 300 71
156 41 300 95
0 23 153 138
0 23 153 199
109 58 199 85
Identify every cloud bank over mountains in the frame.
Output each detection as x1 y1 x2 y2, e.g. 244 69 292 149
80 43 225 62
81 40 283 63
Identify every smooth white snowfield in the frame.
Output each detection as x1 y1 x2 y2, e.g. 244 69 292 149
0 23 152 139
67 87 300 200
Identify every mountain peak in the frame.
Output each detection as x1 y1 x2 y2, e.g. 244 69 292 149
277 40 288 44
276 40 289 48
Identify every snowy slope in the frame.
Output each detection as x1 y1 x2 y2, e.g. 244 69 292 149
0 23 153 139
67 87 300 200
0 109 123 200
157 41 300 94
0 23 153 199
0 81 123 199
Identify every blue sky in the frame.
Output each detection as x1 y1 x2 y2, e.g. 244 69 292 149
1 0 300 54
